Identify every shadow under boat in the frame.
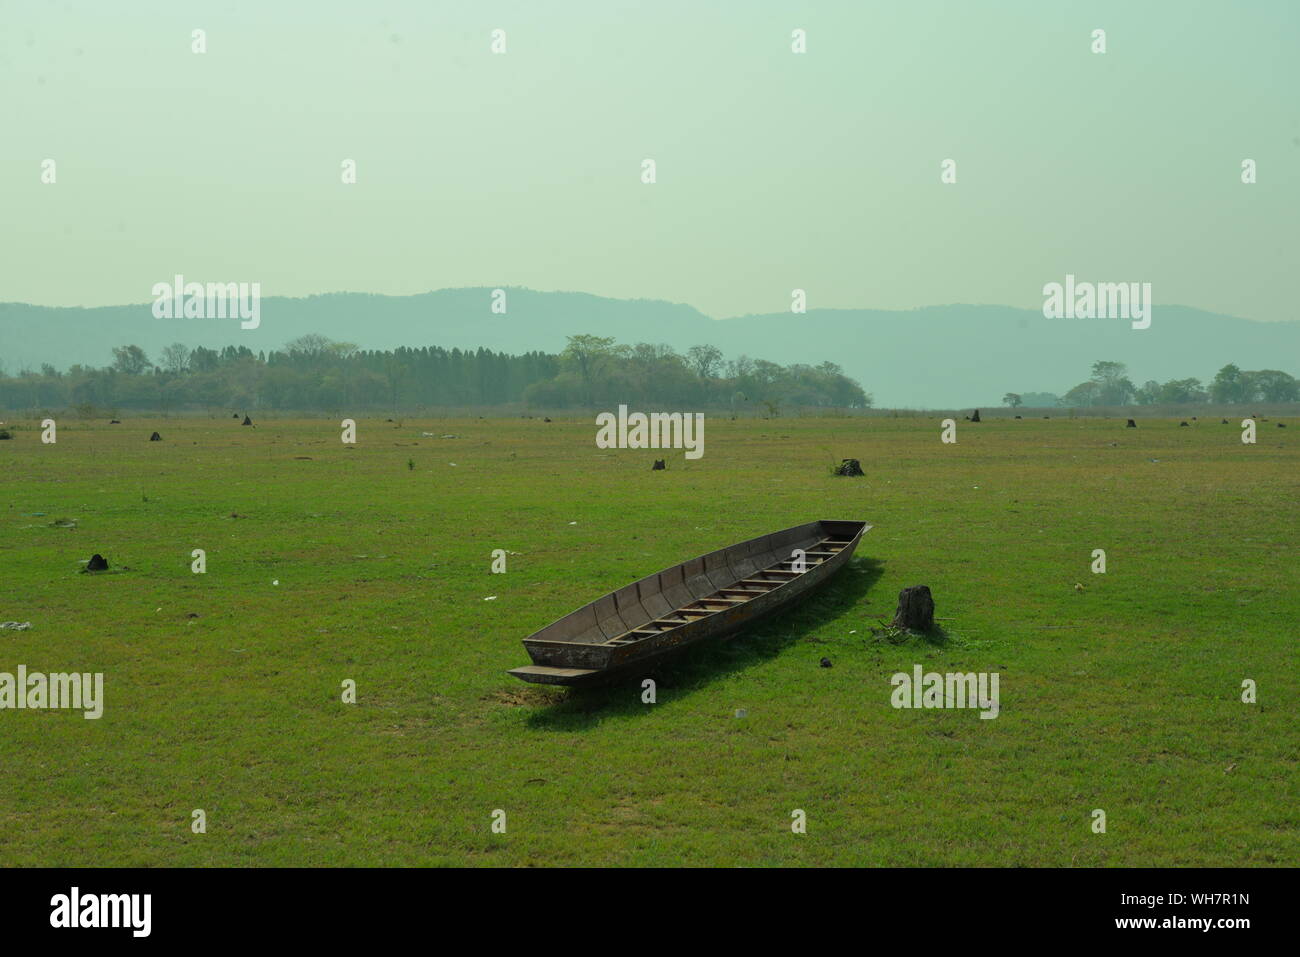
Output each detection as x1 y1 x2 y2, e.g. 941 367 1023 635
508 519 871 689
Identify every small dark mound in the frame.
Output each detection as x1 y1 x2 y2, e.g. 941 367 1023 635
0 430 11 440
1279 423 1287 428
242 416 252 426
651 459 666 471
110 419 121 424
149 431 162 441
86 553 108 572
1014 415 1022 419
835 458 865 477
233 413 240 418
1222 419 1229 424
820 657 832 668
1179 421 1189 427
1126 419 1136 428
544 417 552 423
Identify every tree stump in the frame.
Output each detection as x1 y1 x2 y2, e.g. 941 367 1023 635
892 585 935 632
835 458 864 477
970 409 981 423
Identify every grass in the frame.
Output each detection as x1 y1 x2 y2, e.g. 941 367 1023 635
0 414 1295 866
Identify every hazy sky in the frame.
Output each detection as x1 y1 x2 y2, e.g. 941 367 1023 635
2 0 1297 320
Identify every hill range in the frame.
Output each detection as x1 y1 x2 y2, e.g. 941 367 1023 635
2 289 1297 408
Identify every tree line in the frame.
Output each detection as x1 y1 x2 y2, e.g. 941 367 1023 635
1003 361 1300 408
0 334 870 414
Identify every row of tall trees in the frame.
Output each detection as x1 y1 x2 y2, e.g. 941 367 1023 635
1004 362 1300 408
526 335 868 410
0 335 869 413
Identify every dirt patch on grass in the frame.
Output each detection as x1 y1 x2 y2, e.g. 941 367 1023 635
484 687 561 708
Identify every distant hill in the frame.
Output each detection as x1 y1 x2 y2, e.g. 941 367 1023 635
2 289 1297 408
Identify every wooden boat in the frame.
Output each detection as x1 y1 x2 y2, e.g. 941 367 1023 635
508 519 870 687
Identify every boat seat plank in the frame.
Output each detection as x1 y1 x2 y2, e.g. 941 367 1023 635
509 665 600 680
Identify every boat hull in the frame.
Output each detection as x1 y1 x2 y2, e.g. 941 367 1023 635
509 519 869 687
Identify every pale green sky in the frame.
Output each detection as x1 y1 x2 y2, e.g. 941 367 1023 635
2 0 1296 320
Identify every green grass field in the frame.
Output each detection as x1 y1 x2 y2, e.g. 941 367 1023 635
1 414 1295 866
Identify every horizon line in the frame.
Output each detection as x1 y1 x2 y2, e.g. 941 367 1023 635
0 287 1290 326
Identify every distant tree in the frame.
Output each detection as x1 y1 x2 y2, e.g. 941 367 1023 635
1157 378 1208 403
1134 380 1162 405
111 344 152 375
1089 360 1136 405
1003 392 1022 408
1020 392 1059 407
1210 363 1249 403
727 355 755 380
687 344 724 379
189 347 219 373
1243 369 1299 402
750 359 782 387
561 334 620 405
284 334 333 357
1063 381 1100 406
160 343 191 374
